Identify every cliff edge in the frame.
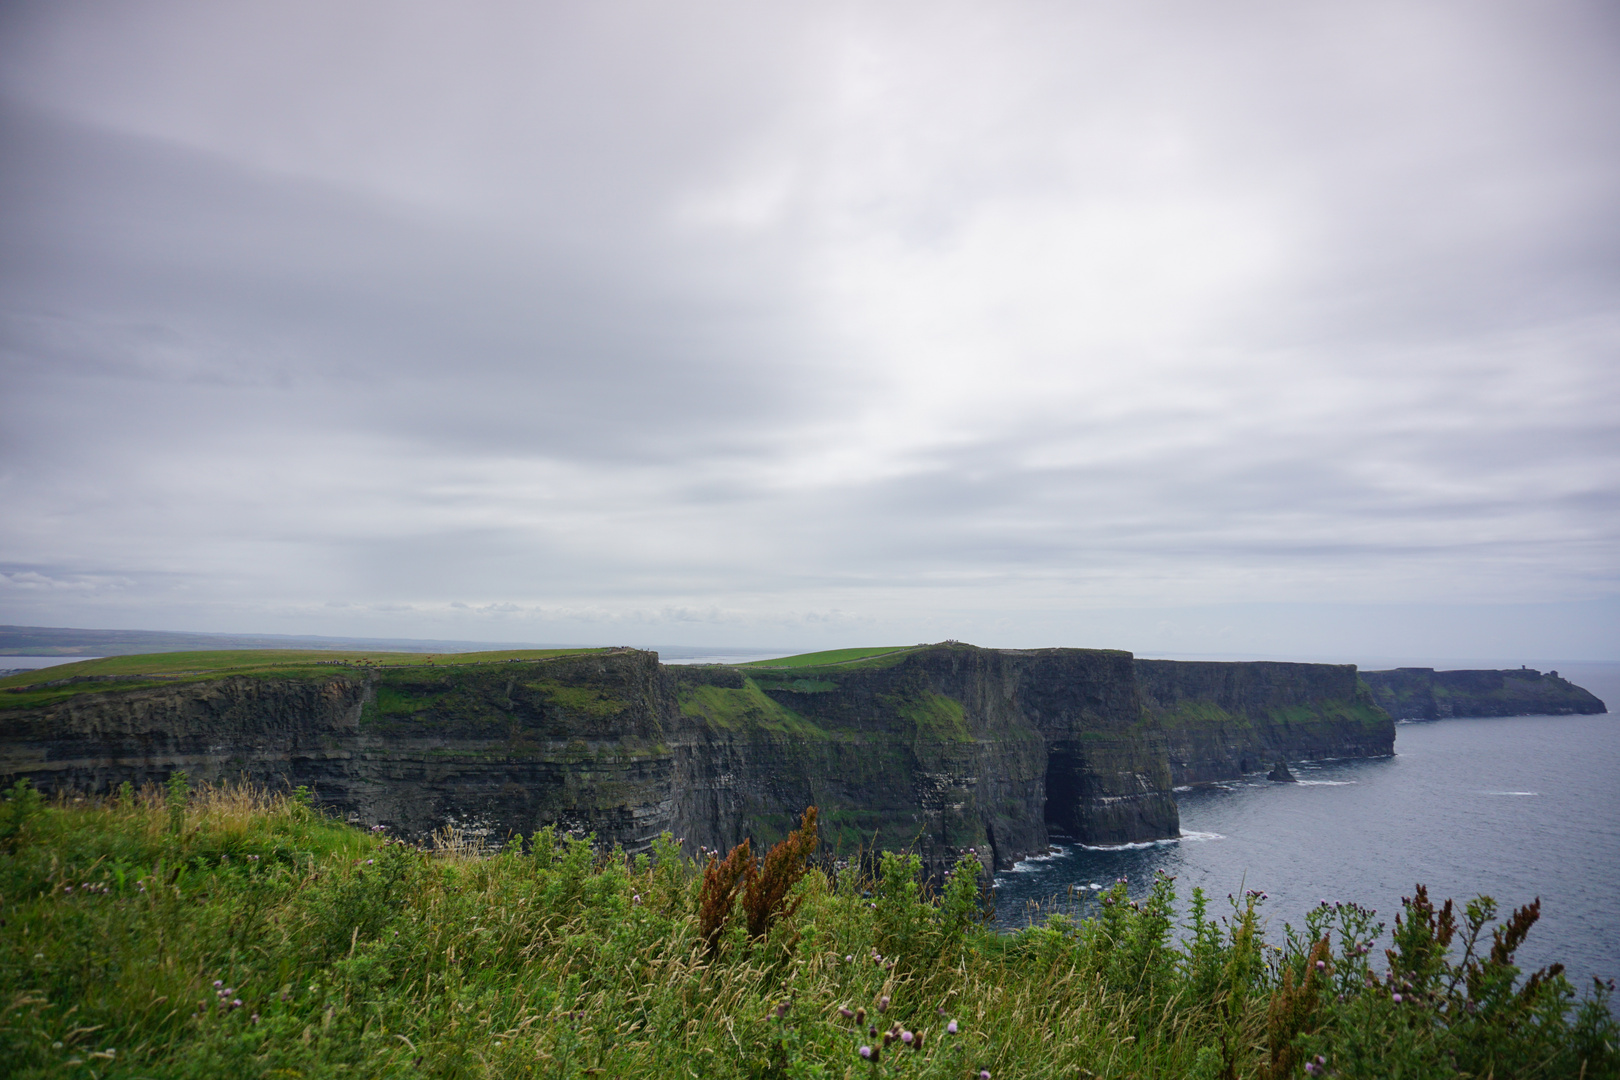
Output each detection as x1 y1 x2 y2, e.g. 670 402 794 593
1360 667 1607 720
1 643 1410 871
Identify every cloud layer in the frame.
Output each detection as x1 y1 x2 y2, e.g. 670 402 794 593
2 1 1617 656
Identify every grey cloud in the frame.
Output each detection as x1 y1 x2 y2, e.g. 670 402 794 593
0 1 1616 658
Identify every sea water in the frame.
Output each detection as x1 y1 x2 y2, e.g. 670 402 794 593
992 713 1620 988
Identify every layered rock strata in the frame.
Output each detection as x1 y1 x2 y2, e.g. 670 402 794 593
1360 667 1607 720
1135 659 1395 786
1 644 1404 870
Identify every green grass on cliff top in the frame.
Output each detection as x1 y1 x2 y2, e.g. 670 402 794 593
740 646 919 669
0 647 605 696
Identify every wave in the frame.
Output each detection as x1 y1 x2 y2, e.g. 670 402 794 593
1484 790 1538 796
1295 779 1355 786
1007 846 1070 872
1077 828 1224 851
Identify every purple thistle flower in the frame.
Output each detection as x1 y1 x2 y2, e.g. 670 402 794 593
839 1007 853 1019
947 1020 958 1034
1393 993 1403 1003
878 996 889 1012
980 1072 992 1080
1316 960 1326 970
859 1046 872 1059
901 1030 913 1044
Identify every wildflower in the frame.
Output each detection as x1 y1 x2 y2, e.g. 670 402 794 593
901 1030 913 1044
878 996 889 1012
250 1014 259 1024
937 1007 946 1017
855 1008 866 1025
913 1031 925 1050
981 1072 992 1080
1393 993 1403 1003
632 894 641 904
1316 960 1326 970
775 1001 789 1018
366 859 374 865
859 1046 872 1059
1305 1064 1321 1076
845 954 853 963
947 1020 958 1034
839 1007 853 1019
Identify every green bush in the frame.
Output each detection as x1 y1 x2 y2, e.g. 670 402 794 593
0 787 1612 1079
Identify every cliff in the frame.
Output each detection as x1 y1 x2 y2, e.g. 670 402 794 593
1135 659 1395 785
1360 667 1608 720
675 644 1176 872
0 643 1401 870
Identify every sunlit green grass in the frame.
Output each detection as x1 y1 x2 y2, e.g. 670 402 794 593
740 646 918 670
0 649 610 711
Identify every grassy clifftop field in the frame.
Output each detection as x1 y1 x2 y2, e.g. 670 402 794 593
0 649 608 713
0 780 1613 1079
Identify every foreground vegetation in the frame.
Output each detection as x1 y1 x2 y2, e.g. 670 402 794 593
0 781 1613 1078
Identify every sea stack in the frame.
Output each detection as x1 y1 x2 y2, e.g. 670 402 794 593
1267 759 1297 782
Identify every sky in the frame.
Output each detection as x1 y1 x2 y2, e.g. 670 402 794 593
1 0 1617 660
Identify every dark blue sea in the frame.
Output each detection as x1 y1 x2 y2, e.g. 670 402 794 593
992 713 1620 990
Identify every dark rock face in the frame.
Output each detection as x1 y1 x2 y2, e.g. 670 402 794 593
0 644 1401 871
1267 759 1297 782
1360 667 1607 720
670 645 1173 872
1135 660 1395 785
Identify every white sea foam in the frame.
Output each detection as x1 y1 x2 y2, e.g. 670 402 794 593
1008 846 1069 872
1172 785 1193 792
1294 779 1355 786
1485 791 1538 796
1075 830 1226 851
1177 830 1225 842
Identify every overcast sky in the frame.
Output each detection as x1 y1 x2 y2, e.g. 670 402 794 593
1 0 1616 659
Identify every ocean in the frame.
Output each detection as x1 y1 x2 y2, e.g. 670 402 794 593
992 712 1620 990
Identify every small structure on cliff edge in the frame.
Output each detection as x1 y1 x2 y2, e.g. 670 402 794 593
1267 759 1297 782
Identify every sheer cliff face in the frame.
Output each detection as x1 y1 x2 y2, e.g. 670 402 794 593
671 645 1177 871
1360 667 1608 720
1135 660 1395 785
2 645 1401 869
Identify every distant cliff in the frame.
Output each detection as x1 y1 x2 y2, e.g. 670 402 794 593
1 644 1405 871
1135 660 1395 785
1360 667 1607 720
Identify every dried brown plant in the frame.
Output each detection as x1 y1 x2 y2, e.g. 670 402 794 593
698 837 752 956
742 806 819 942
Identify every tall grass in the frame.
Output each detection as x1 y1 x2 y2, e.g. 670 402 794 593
0 778 1613 1079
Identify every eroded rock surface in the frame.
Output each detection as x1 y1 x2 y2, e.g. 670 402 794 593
2 643 1409 871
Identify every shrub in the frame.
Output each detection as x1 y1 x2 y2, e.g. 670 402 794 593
742 806 819 942
699 836 753 955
